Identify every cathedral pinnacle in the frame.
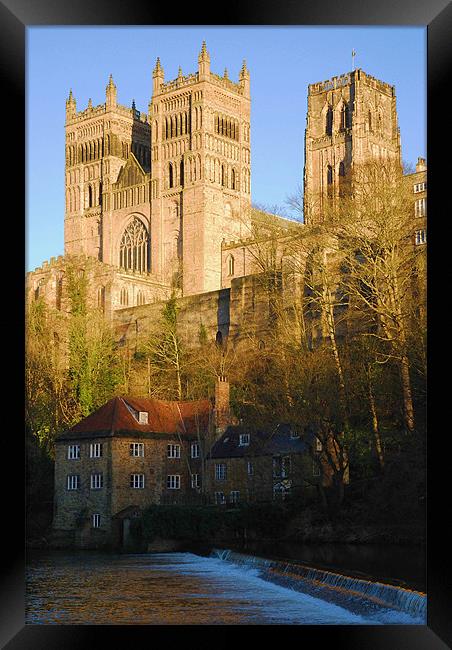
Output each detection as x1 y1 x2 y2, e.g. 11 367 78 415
240 59 249 78
153 57 164 77
224 68 229 79
88 97 93 109
198 41 210 62
66 88 76 117
106 73 117 107
178 66 183 78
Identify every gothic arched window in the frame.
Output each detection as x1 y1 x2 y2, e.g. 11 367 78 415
227 255 235 277
327 165 333 198
340 103 349 131
325 106 333 135
327 165 333 184
119 217 150 273
168 162 174 188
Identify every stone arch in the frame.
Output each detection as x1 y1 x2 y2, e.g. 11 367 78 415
118 215 150 273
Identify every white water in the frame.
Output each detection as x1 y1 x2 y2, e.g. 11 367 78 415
26 550 426 625
210 549 426 625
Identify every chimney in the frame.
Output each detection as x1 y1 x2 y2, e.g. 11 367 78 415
416 157 427 172
214 375 230 434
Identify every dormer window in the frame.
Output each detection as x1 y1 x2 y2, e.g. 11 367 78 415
138 411 148 424
290 430 300 439
239 433 250 446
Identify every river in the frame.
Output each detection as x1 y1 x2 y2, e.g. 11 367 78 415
25 550 426 625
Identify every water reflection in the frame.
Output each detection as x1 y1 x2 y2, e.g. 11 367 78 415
26 551 422 625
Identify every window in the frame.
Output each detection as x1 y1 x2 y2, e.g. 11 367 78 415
313 461 321 477
191 473 201 489
315 438 323 452
229 491 240 504
91 473 103 489
90 443 103 458
415 229 427 245
239 433 250 446
92 514 101 528
414 182 427 193
227 255 235 277
130 443 144 457
215 463 227 480
120 288 129 306
119 217 150 273
415 198 427 217
191 442 200 458
327 165 333 185
167 444 181 459
67 475 80 490
130 473 145 489
167 474 180 489
325 106 333 135
215 492 226 505
290 429 300 440
247 461 254 476
273 456 291 479
138 411 148 424
273 483 290 499
67 445 80 460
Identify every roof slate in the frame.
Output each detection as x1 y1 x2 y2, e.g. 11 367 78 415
56 396 212 441
209 424 309 459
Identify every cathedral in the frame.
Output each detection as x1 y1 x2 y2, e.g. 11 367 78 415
27 43 426 348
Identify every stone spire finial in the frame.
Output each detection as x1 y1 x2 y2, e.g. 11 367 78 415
178 66 183 78
106 73 117 108
224 68 229 79
87 97 93 109
66 88 76 119
239 59 250 97
153 57 164 77
153 57 164 95
198 40 210 62
240 59 249 78
198 41 211 77
107 73 116 90
132 98 136 109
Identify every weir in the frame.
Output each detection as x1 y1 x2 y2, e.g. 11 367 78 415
211 549 426 621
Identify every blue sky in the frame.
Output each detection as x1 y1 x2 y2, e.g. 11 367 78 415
26 26 426 272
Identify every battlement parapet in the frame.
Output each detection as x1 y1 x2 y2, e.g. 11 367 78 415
209 72 243 95
160 72 200 93
222 236 256 249
67 102 149 125
309 69 394 97
309 73 352 94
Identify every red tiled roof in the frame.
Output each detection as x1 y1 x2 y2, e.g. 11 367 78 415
58 396 212 440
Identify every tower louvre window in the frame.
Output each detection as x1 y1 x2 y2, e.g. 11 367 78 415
325 106 333 135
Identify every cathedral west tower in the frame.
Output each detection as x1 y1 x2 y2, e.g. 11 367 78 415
150 42 251 295
303 68 401 225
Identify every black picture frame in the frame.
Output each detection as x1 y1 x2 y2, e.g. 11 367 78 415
4 0 451 647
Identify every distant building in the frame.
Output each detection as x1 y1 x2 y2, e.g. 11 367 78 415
206 423 332 505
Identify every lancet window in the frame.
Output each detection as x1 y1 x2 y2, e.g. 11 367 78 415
119 217 150 273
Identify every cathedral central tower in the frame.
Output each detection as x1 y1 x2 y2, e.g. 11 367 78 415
303 68 401 225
